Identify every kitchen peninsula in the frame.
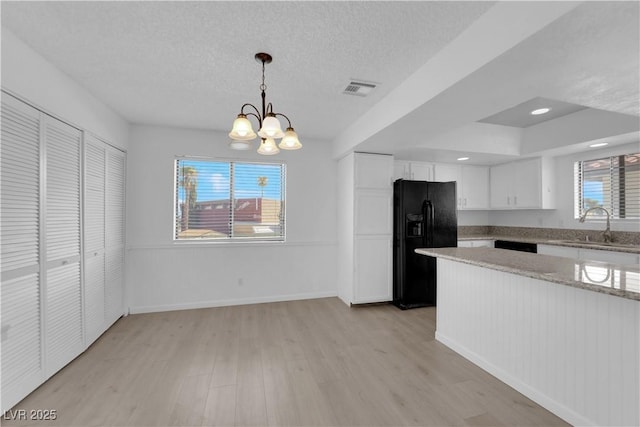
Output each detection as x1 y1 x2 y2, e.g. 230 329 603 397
417 247 639 427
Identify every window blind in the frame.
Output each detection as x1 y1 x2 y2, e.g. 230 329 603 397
174 159 285 241
575 152 640 219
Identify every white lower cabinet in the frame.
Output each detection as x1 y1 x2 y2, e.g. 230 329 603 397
338 152 393 305
458 239 494 248
354 237 392 303
538 244 638 265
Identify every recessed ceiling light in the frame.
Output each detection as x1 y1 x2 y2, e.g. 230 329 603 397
589 142 609 148
530 108 551 115
457 157 470 161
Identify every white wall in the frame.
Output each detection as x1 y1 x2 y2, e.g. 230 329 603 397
489 142 640 232
1 28 129 148
126 125 338 313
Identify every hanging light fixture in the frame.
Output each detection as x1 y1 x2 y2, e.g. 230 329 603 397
229 53 302 154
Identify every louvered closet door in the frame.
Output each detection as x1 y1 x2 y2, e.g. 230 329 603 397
0 94 44 411
105 147 125 325
84 135 106 343
44 114 83 377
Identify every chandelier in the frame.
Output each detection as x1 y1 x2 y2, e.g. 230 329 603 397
228 52 302 155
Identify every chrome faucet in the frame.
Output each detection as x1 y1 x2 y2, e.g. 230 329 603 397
579 206 612 243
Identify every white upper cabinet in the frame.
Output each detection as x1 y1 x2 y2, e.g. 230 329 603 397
434 163 490 210
356 153 393 188
393 160 433 181
490 157 555 209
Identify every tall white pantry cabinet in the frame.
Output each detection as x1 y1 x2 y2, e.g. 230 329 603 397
338 152 393 305
0 92 126 412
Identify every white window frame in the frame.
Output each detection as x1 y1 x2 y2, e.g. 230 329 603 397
173 157 286 242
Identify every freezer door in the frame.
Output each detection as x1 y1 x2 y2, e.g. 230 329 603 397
426 181 457 247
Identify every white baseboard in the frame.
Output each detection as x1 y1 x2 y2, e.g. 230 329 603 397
128 290 338 314
435 331 594 427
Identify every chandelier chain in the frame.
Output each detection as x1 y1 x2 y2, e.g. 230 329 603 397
260 60 267 92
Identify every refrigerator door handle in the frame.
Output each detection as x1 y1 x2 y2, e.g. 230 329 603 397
422 200 434 247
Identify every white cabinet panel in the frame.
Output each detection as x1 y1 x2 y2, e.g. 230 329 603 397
434 163 489 210
490 158 555 209
512 158 541 208
579 248 639 265
490 163 511 209
355 153 392 188
434 163 460 183
338 153 393 305
537 244 580 259
355 190 392 235
393 161 432 181
354 237 392 303
461 166 490 209
458 240 494 248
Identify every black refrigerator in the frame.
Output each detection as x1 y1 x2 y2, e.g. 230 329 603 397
393 179 457 309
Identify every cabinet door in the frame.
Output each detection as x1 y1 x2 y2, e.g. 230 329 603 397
490 163 512 209
354 237 392 303
579 248 639 265
393 161 410 181
355 190 392 235
355 153 392 189
410 162 432 181
434 163 460 183
537 244 580 259
0 94 44 412
513 158 540 208
44 115 83 377
461 166 489 209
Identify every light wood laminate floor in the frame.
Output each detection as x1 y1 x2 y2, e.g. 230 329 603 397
4 297 568 426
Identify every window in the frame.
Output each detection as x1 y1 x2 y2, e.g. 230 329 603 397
575 152 639 219
174 159 286 241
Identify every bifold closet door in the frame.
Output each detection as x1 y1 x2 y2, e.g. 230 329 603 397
105 147 125 325
0 94 44 411
84 135 106 343
84 136 125 338
43 114 83 377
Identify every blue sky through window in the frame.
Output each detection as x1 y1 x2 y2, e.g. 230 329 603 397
583 180 604 205
177 160 283 203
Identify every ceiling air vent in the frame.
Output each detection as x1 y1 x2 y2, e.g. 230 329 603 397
343 81 377 97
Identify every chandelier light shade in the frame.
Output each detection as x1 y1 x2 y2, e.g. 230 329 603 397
228 52 302 154
257 138 280 155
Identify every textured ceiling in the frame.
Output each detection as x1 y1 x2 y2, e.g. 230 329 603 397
2 1 638 163
1 1 494 140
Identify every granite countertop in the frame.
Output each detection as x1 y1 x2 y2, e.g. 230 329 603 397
416 247 640 301
458 235 640 254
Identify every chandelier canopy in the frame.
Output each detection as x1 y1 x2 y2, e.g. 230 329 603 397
229 53 302 155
